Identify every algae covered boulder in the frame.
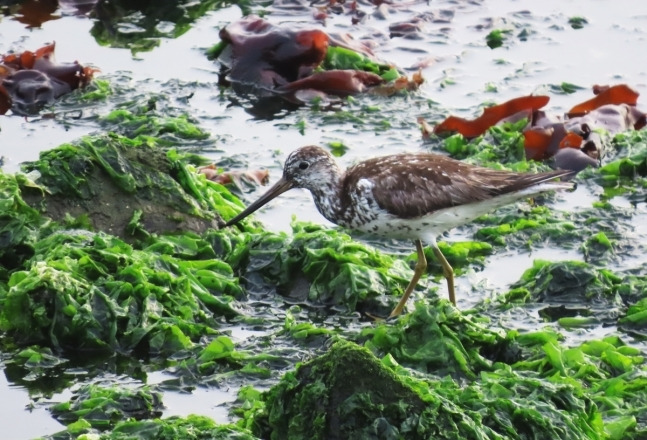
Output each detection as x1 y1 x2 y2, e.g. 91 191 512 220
252 314 606 440
0 133 246 355
255 339 427 440
19 133 241 241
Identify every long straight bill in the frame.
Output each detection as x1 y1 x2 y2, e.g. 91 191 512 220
224 177 295 227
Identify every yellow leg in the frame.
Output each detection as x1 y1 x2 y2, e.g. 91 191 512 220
432 243 456 306
388 239 427 318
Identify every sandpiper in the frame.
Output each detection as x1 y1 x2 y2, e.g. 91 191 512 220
225 145 574 317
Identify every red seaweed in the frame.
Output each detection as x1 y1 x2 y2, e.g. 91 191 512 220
214 16 419 103
1 42 97 115
567 84 639 117
425 84 646 173
219 16 330 88
433 95 550 138
276 70 384 96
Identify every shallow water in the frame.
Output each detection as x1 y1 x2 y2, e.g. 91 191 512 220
2 0 647 438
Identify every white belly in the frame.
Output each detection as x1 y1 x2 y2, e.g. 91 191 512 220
351 183 564 243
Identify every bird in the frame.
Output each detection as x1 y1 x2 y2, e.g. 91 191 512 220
224 145 575 318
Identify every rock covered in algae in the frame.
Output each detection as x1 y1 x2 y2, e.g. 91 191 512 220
19 133 235 241
0 132 246 355
253 319 609 440
255 339 427 440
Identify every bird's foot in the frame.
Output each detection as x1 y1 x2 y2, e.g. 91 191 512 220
364 311 392 322
364 307 404 322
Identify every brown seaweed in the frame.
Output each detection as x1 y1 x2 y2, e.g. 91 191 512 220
0 42 96 115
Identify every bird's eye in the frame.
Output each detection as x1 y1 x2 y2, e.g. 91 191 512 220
298 161 309 170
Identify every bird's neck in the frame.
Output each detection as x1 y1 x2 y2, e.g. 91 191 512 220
308 173 345 225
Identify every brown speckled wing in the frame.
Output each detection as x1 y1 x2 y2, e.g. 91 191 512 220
342 153 569 219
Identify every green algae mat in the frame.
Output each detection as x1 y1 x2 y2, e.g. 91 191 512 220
3 3 647 438
2 112 647 439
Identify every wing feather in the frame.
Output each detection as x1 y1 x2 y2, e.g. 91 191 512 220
341 153 571 219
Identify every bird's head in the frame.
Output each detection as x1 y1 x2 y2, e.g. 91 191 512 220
224 145 339 227
282 145 339 190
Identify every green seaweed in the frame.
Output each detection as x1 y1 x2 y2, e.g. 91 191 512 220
549 82 585 95
361 302 512 379
486 29 512 49
504 259 621 304
102 110 210 141
78 79 113 101
4 87 647 440
442 120 543 170
281 307 335 341
233 386 266 433
191 334 279 377
50 384 163 429
423 241 493 275
39 414 257 440
0 172 50 268
288 222 410 308
17 133 248 239
513 336 647 439
320 46 400 80
475 205 577 247
618 270 647 339
581 231 615 262
251 312 646 439
251 339 606 440
568 16 589 29
583 129 647 202
253 340 428 440
208 221 412 313
621 299 647 328
474 201 639 269
0 128 254 357
0 229 242 354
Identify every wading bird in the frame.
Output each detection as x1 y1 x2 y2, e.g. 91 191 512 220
225 146 574 318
